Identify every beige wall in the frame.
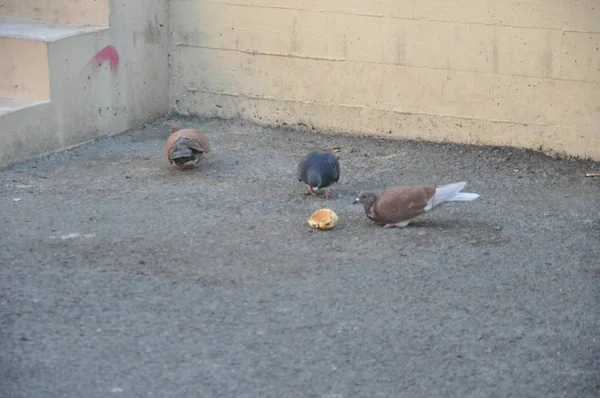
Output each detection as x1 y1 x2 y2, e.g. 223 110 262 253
170 0 600 159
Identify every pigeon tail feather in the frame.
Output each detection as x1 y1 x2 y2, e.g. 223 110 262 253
426 181 478 210
446 192 480 201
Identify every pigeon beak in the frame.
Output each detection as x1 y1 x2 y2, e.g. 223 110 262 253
352 198 360 204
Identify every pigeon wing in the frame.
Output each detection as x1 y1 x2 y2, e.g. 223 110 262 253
373 186 435 223
330 155 341 182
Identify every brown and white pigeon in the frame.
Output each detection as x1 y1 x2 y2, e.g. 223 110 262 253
353 181 479 228
297 151 341 198
165 123 210 170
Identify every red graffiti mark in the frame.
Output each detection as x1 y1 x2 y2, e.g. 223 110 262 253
88 45 119 73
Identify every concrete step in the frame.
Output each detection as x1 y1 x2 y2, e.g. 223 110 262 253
0 16 107 41
0 1 169 169
1 0 109 27
0 97 58 166
0 35 49 101
0 16 113 167
0 16 107 101
0 97 48 116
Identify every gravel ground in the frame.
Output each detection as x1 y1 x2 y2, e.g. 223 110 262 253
1 116 599 398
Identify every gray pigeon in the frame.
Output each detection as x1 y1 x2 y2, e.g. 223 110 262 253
297 151 341 197
353 181 479 228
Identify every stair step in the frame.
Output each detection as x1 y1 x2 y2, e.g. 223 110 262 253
0 96 57 168
0 97 48 117
0 16 108 101
0 0 109 27
0 16 107 42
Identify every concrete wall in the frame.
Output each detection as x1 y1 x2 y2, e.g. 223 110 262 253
2 0 110 26
47 0 170 143
0 0 169 167
169 0 600 159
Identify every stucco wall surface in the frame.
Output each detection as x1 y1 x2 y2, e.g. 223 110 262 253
170 0 600 159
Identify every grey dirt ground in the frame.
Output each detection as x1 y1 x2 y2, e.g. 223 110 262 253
1 116 599 398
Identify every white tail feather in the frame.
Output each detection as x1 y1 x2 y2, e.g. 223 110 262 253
447 192 480 201
425 181 479 211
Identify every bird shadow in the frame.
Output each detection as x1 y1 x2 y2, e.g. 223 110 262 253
406 217 494 230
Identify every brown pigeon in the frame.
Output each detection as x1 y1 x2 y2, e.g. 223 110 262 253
165 123 211 170
353 181 479 228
